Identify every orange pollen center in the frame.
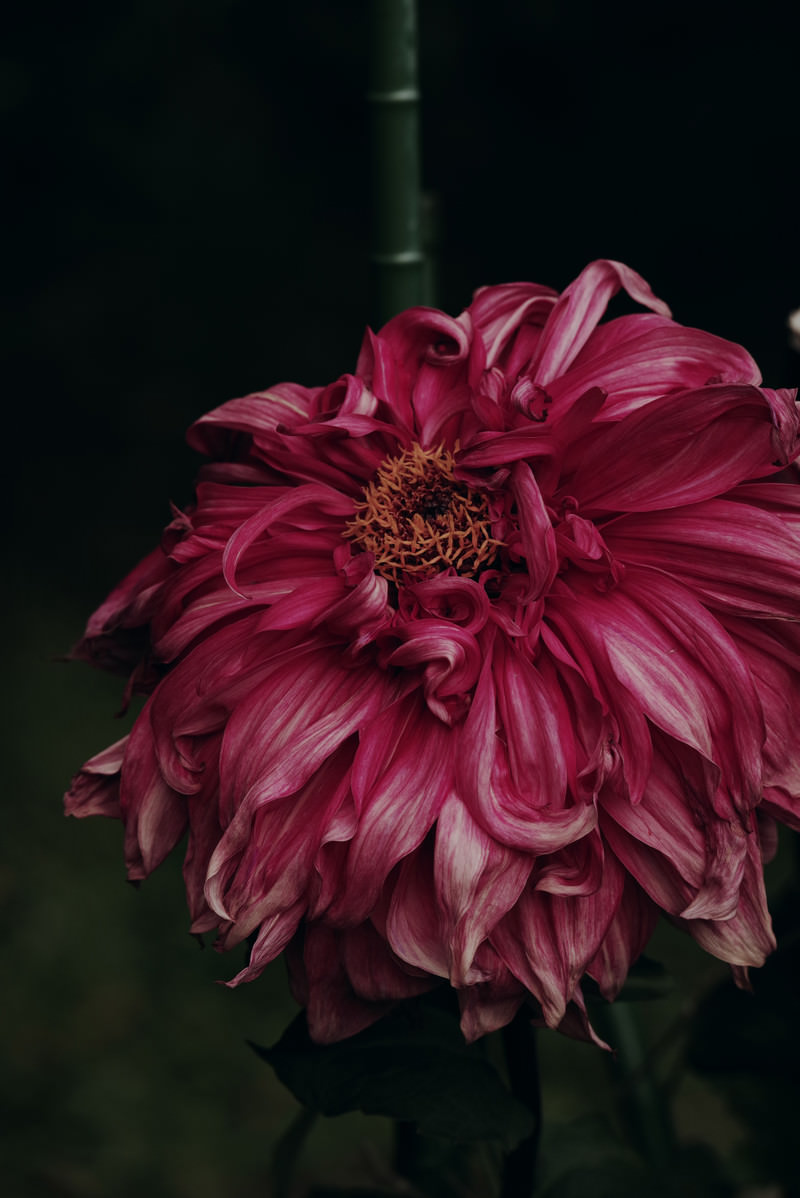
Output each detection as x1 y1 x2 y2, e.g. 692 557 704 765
344 442 503 584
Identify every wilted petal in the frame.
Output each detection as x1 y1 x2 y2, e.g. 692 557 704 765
65 736 127 819
434 795 532 985
586 874 659 1001
119 706 188 881
676 817 776 968
493 850 624 1027
457 944 526 1040
302 924 395 1043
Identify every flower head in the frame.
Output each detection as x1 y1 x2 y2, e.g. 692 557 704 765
66 260 800 1044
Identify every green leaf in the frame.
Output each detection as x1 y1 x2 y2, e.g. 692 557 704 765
533 1115 648 1198
250 999 534 1148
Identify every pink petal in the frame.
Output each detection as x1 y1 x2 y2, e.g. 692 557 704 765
675 816 776 968
570 384 795 515
226 901 307 986
188 383 316 455
459 632 596 852
118 706 188 881
586 874 659 1001
548 313 761 420
385 838 450 978
457 948 526 1041
600 734 750 921
301 924 394 1043
549 571 764 820
342 919 436 1003
221 484 354 597
217 645 390 821
434 795 532 985
530 259 671 385
604 498 800 618
64 736 127 819
206 744 354 943
386 619 483 724
493 851 625 1027
468 281 558 372
511 461 558 599
331 694 453 925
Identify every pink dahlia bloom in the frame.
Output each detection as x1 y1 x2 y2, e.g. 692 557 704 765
66 260 800 1044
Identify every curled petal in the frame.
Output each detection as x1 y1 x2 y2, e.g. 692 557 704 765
459 633 596 852
531 259 671 385
222 484 354 597
387 619 483 723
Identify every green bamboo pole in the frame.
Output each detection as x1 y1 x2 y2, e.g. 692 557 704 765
368 0 425 325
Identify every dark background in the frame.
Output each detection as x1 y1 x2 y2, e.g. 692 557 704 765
5 2 800 1195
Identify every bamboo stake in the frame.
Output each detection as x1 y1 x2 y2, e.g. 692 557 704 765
368 0 425 325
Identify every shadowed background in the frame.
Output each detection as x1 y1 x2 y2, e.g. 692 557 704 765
5 1 800 1194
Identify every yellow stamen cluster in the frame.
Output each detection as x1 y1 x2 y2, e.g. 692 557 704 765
345 442 503 585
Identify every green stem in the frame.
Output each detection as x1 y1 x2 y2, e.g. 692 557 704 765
369 0 425 324
500 1011 542 1198
597 1001 675 1172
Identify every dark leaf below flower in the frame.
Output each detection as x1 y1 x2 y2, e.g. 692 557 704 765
250 999 535 1148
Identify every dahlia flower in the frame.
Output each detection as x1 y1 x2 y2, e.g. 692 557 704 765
66 259 800 1045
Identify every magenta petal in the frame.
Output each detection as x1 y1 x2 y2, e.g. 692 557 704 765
511 461 558 599
493 850 624 1027
550 571 764 820
205 745 353 943
468 281 558 373
65 737 127 819
601 738 749 922
676 817 776 968
459 633 595 853
549 314 761 420
118 707 188 881
217 646 390 818
605 498 800 618
188 383 315 456
386 843 450 979
571 385 795 514
226 901 306 986
222 484 354 597
301 924 394 1043
333 694 452 924
341 921 435 1002
531 259 671 385
434 795 532 985
586 874 659 1001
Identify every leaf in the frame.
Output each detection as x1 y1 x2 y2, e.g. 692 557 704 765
533 1115 649 1198
250 999 534 1148
533 1116 730 1198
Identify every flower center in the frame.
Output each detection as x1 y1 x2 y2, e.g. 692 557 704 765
345 443 502 584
